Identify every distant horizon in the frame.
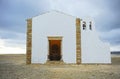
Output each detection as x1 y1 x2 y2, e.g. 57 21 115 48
0 51 120 54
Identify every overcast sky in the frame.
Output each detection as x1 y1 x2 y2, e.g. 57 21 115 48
0 0 120 54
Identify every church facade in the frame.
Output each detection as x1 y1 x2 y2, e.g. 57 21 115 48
26 11 111 64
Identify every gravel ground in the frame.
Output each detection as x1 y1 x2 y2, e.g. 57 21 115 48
0 54 120 79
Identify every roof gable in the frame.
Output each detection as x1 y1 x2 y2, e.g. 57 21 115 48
27 10 76 19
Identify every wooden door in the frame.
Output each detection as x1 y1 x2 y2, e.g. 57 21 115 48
49 40 61 61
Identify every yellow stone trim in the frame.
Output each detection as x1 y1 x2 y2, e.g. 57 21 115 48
26 19 32 64
76 18 81 64
48 36 63 40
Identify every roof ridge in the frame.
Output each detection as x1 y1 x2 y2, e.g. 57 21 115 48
26 10 77 20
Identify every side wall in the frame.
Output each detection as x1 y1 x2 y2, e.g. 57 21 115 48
81 18 111 63
32 11 76 64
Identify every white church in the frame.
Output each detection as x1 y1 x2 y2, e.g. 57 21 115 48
26 11 111 64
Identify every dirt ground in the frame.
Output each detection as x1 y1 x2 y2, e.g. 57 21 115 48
0 54 120 79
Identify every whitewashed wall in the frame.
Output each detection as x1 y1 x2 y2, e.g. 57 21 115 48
81 18 111 63
32 11 76 64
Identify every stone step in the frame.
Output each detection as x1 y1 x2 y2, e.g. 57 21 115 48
46 60 65 65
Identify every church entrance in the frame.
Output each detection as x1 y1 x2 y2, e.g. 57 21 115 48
48 37 62 61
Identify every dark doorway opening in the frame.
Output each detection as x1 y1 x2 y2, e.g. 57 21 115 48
48 40 61 61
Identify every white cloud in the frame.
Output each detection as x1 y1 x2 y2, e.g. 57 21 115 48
0 39 25 54
110 45 120 51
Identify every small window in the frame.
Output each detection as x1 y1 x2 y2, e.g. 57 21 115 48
89 21 92 30
83 21 86 30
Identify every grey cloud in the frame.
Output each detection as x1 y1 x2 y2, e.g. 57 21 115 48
0 0 50 49
107 0 120 11
0 0 120 51
99 28 120 45
0 29 25 40
0 0 50 33
0 29 26 47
